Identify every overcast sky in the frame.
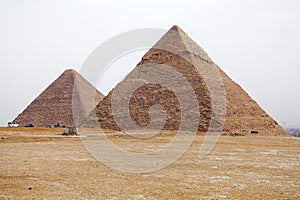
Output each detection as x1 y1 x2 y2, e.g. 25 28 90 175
0 0 299 127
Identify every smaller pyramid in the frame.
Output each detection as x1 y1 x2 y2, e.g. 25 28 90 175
14 69 104 127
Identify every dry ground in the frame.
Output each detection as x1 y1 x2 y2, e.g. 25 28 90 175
0 128 299 199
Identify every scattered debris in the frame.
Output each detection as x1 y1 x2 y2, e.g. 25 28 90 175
229 133 244 137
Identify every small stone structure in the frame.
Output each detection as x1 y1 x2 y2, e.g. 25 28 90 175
62 127 79 135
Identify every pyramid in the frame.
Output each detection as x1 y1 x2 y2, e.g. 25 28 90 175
85 25 286 135
14 69 104 127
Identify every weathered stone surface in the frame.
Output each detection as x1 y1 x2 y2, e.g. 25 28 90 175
85 25 286 135
14 69 104 127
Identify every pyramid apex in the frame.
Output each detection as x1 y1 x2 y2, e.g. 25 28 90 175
149 25 212 63
62 69 80 77
64 69 78 74
170 25 183 32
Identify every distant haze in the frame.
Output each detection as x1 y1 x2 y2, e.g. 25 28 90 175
0 0 299 127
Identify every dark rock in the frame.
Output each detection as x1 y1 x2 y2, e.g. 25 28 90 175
230 133 244 137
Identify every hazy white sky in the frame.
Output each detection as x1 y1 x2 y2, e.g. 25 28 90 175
0 0 299 127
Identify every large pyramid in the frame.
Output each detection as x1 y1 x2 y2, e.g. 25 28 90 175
85 25 286 135
14 69 104 127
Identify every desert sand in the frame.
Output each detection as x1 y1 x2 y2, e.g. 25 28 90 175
0 128 299 199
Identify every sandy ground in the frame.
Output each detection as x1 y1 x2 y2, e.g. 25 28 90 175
0 128 299 199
